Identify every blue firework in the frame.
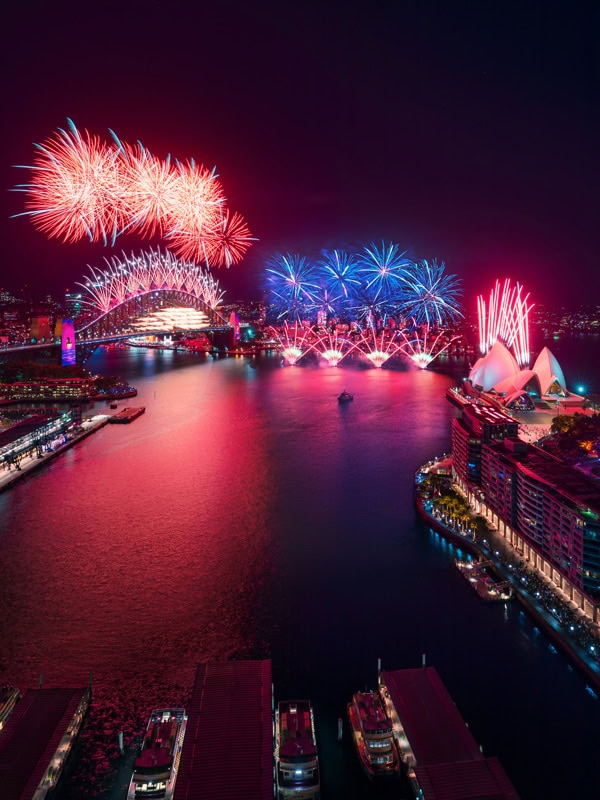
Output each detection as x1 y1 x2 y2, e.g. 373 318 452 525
356 241 411 304
317 249 362 305
398 259 463 327
348 284 394 329
265 252 320 321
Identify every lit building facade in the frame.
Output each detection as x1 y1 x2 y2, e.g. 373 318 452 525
0 378 95 402
452 401 600 599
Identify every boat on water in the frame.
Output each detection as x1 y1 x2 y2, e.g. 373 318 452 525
127 708 187 799
455 559 513 601
275 700 320 799
338 389 354 403
347 689 399 779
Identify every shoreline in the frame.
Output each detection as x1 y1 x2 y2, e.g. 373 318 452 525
414 473 600 692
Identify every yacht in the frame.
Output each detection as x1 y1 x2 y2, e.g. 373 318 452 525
347 689 399 779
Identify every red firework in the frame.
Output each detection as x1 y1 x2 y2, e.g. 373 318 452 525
14 120 255 266
19 121 126 244
200 210 255 268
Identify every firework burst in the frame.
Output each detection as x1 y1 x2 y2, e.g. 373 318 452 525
317 249 361 309
356 241 410 302
13 119 126 244
265 253 320 322
398 259 463 327
13 120 254 268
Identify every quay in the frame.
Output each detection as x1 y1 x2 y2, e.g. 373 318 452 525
415 461 600 692
0 414 111 495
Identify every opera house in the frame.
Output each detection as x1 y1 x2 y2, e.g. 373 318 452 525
464 342 581 410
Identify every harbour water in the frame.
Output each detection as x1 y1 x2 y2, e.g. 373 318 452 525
0 338 599 798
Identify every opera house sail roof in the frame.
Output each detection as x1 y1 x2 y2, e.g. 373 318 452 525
468 342 568 402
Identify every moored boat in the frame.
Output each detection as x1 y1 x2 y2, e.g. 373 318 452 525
275 700 320 799
127 708 187 799
347 689 399 779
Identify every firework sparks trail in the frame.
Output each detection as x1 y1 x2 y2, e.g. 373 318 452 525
268 321 314 365
13 121 254 267
265 253 320 322
353 329 404 368
308 330 356 366
477 279 533 366
398 259 463 327
76 248 225 319
397 322 459 369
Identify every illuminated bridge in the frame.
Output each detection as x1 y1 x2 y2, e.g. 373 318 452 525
75 249 230 342
4 250 235 358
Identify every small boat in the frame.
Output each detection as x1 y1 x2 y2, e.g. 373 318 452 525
127 708 187 799
338 389 354 403
347 689 399 779
275 700 320 799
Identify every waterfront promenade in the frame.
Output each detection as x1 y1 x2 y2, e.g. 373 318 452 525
0 414 111 495
415 459 600 692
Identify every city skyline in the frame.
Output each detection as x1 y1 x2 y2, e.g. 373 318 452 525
1 1 598 306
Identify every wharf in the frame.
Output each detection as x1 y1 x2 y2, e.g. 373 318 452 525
108 406 145 424
0 415 110 495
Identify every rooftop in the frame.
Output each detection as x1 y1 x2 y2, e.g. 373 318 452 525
173 660 273 800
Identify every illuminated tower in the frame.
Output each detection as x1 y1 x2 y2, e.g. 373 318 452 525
61 318 76 366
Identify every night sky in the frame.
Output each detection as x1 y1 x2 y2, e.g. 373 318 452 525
1 0 598 307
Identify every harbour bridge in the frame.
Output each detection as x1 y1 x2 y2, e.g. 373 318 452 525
2 251 237 362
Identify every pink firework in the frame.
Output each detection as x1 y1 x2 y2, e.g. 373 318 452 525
397 324 459 369
268 321 314 365
14 119 126 244
477 279 533 366
308 330 355 366
354 329 403 368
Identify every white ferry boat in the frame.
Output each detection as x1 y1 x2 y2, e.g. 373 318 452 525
127 707 187 799
275 700 320 799
347 689 399 779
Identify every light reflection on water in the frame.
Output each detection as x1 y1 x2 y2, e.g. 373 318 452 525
0 347 598 799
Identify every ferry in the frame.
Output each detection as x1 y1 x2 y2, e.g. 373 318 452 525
275 700 320 799
127 708 187 799
347 689 399 779
338 389 354 403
